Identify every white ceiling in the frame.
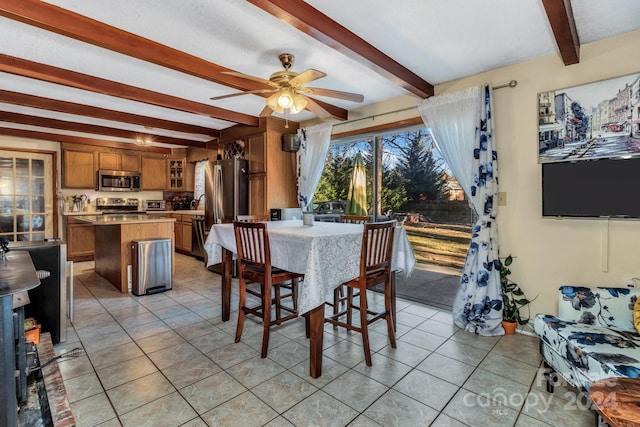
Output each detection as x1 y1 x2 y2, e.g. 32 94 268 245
1 0 639 149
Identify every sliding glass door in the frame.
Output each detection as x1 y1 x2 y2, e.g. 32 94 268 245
0 150 54 241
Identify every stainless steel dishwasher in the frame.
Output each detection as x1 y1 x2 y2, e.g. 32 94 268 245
191 215 205 259
130 238 172 296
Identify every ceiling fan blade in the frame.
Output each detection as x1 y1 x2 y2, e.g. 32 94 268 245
289 69 326 87
210 89 275 101
221 71 278 87
302 95 332 119
259 105 273 117
304 87 364 103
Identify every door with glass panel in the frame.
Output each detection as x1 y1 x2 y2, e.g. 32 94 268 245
0 151 54 241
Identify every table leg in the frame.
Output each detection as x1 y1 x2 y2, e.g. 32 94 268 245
391 270 397 332
308 303 325 378
221 248 232 322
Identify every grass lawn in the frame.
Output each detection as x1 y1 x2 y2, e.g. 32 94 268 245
403 222 472 269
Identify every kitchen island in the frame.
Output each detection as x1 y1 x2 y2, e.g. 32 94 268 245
75 215 175 293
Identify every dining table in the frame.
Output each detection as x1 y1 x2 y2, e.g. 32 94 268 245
204 219 416 378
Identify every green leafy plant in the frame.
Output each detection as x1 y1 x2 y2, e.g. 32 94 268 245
499 255 536 325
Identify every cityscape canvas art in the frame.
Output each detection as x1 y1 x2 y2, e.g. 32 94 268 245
538 72 640 163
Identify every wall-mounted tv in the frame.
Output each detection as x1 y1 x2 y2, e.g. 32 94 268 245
542 157 640 218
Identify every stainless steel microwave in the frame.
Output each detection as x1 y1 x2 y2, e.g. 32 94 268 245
97 170 141 192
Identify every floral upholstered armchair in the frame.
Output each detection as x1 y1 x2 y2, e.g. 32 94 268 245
534 286 640 392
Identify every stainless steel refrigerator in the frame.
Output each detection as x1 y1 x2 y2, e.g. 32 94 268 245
204 158 248 227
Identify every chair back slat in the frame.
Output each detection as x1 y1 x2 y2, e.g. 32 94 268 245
361 221 395 274
234 221 270 268
236 215 270 223
340 215 370 224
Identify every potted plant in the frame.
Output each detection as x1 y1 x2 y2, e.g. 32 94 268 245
499 255 536 334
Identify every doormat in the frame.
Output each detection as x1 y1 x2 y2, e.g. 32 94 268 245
393 264 460 310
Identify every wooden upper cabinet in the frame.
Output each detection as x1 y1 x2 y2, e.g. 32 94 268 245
168 158 185 190
247 134 266 173
121 154 141 172
99 152 140 172
263 130 297 211
243 130 297 215
141 157 168 190
184 161 195 192
98 152 119 170
63 149 96 189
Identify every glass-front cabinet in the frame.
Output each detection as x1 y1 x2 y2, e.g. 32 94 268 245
168 158 185 189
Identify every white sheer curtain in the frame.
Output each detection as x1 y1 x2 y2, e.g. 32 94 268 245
418 85 503 336
418 86 482 197
296 123 332 211
194 160 207 205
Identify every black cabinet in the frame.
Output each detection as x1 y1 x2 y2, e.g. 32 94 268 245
12 241 67 344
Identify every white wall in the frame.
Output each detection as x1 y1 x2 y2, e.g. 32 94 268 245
309 29 640 318
439 29 640 318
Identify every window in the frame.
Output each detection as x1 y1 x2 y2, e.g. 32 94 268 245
0 151 54 241
315 125 472 270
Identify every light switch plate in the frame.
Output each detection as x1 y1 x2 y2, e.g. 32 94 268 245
498 192 507 206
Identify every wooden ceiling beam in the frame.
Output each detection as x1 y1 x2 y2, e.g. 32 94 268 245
247 0 434 98
0 0 267 93
0 89 220 138
0 127 172 154
0 0 349 121
541 0 580 65
0 54 259 127
0 111 207 147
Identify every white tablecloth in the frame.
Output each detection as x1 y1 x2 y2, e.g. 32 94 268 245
204 220 416 314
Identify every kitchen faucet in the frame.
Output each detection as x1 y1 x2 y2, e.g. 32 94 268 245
191 194 205 209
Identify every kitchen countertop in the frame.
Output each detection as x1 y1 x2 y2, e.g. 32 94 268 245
63 211 103 216
63 210 204 216
74 214 176 225
155 210 204 215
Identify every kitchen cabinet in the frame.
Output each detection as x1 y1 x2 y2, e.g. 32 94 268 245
80 215 175 293
168 158 186 190
172 214 193 253
99 152 141 172
62 149 96 189
243 126 297 216
141 157 168 190
121 154 141 172
184 161 195 191
65 216 95 261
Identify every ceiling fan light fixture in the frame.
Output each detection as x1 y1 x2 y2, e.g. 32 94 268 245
134 134 154 146
267 89 307 115
290 92 308 114
277 91 293 108
266 91 285 114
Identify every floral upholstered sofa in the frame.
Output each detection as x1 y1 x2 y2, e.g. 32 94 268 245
534 286 640 392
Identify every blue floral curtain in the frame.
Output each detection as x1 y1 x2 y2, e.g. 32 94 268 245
418 85 503 336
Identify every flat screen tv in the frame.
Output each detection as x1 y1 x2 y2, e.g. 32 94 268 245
542 157 640 218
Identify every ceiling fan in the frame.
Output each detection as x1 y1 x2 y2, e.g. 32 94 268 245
210 53 364 119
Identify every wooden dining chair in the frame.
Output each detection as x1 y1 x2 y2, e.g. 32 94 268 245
339 215 370 224
233 221 303 357
325 221 396 366
330 215 372 315
236 214 270 222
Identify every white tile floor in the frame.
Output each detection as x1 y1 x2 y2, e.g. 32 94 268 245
52 254 596 427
